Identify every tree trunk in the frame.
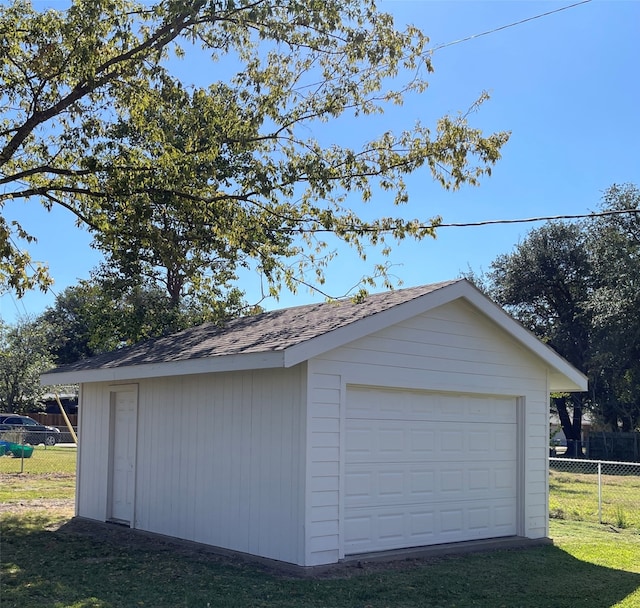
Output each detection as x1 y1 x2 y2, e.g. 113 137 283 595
555 395 584 457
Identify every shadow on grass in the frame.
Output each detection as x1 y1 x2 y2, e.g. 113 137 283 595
548 483 593 496
1 515 639 608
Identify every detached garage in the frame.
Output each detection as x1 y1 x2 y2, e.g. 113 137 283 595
41 279 587 568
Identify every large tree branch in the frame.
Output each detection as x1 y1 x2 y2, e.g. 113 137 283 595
0 165 96 185
0 187 101 229
0 1 208 168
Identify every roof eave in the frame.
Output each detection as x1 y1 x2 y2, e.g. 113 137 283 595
40 280 588 394
40 350 286 386
548 371 589 393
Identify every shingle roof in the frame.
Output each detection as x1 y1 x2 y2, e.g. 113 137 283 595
46 280 459 374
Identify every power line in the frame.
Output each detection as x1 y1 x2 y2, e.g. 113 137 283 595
428 0 593 54
293 0 593 93
6 290 28 320
286 208 639 234
436 208 638 229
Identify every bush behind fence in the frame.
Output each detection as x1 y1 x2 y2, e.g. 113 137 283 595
549 457 640 529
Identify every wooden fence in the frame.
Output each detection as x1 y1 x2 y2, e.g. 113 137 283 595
30 412 78 428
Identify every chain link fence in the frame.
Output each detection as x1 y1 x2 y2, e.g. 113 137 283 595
549 457 640 529
0 428 77 475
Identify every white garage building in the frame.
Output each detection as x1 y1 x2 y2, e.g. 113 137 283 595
41 279 587 567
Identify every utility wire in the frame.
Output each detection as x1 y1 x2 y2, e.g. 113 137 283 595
293 0 593 92
437 208 638 229
6 290 28 319
428 0 593 54
0 0 606 300
285 208 640 234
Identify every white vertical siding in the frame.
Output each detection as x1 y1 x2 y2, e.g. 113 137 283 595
76 382 112 521
305 299 552 564
524 377 552 539
304 371 342 565
77 366 307 566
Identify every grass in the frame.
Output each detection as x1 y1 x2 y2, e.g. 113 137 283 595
1 468 639 607
0 445 77 476
0 445 76 505
549 467 640 529
0 472 76 503
1 515 639 608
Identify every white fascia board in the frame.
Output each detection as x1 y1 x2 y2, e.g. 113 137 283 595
283 281 471 367
40 350 285 386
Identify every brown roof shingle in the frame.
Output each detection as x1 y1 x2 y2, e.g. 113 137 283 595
47 280 458 374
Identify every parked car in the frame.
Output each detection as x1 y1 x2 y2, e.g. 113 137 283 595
0 414 61 446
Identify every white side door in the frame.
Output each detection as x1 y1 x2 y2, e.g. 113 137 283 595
108 386 138 525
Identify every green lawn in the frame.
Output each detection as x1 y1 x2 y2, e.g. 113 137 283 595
1 514 639 608
550 467 640 529
2 463 639 607
0 473 76 503
0 445 77 476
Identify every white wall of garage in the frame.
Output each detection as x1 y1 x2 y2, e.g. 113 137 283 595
76 367 308 565
305 298 550 566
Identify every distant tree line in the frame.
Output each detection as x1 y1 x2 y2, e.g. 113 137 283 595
0 271 251 413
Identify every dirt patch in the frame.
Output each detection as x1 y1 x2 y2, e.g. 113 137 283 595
0 472 73 479
0 498 74 528
56 518 491 579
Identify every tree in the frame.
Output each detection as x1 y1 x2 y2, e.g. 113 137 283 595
42 269 251 364
1 0 509 304
480 185 640 452
487 222 593 456
587 184 640 432
0 317 53 413
40 282 102 365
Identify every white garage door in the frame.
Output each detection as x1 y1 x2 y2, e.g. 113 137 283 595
344 387 518 555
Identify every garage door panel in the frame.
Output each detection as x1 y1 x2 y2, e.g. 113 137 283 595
410 470 436 500
440 469 463 493
346 464 515 508
468 430 491 451
347 388 516 424
345 388 518 555
468 506 491 532
495 466 517 490
345 496 517 553
346 420 515 464
410 428 437 454
378 513 405 541
378 470 405 498
408 511 436 543
495 429 517 452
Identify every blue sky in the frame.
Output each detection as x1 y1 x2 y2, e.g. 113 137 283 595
2 0 639 322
